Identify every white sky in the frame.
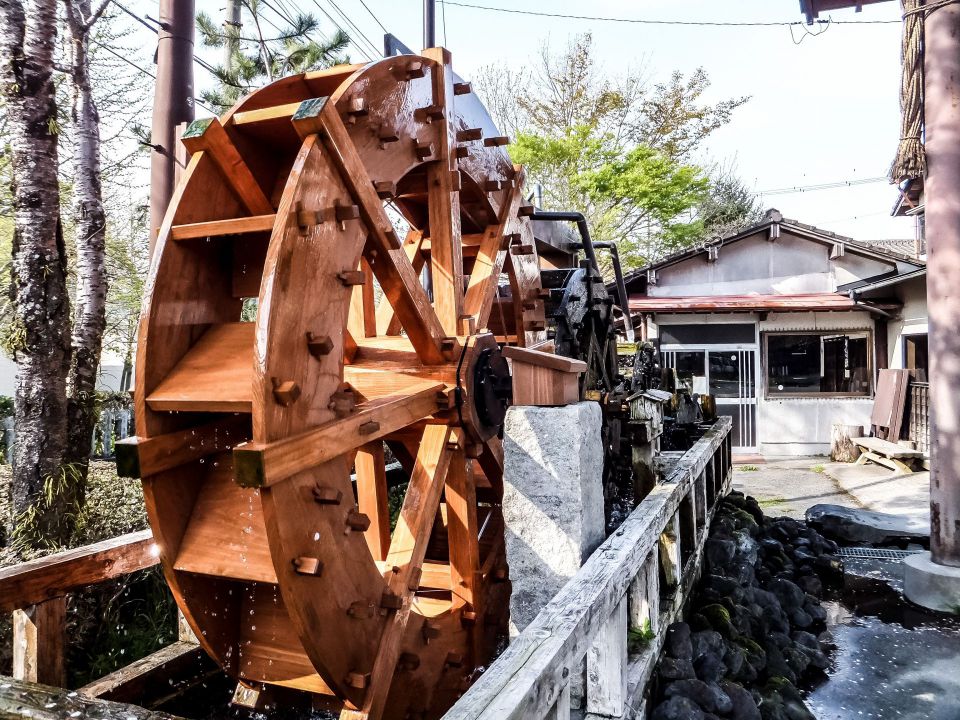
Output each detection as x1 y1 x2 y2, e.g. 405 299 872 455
124 0 911 241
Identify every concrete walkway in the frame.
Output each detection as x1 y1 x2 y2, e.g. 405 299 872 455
733 456 929 528
822 461 929 523
732 456 860 520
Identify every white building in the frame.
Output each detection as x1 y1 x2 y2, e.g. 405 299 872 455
625 209 927 456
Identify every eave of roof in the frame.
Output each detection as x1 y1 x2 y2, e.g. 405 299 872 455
628 292 899 314
848 267 927 295
623 211 924 288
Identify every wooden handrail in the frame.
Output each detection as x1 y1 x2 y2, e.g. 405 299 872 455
442 418 733 720
0 529 158 613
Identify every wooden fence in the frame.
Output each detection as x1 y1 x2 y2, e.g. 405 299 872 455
906 381 929 454
0 529 212 704
1 405 133 464
442 416 733 720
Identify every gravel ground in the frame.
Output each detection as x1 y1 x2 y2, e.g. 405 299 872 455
732 456 862 520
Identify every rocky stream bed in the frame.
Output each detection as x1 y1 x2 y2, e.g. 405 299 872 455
650 491 842 720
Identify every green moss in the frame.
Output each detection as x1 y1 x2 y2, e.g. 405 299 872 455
736 465 759 472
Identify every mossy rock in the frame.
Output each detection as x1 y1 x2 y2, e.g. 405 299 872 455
701 603 739 639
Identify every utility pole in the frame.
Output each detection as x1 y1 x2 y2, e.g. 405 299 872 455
225 0 241 71
902 0 960 611
423 0 435 48
149 0 196 256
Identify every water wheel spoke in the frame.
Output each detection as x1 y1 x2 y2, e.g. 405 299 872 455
344 425 455 719
291 97 449 364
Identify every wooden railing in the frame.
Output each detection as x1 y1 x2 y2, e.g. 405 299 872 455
442 417 733 720
0 530 159 687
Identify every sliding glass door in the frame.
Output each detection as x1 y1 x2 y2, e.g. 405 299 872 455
662 345 758 452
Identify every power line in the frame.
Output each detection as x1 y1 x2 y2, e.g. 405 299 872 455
356 0 388 34
319 0 382 57
437 1 900 27
308 0 376 59
758 177 889 196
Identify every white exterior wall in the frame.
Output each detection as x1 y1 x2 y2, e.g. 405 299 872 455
648 231 896 298
650 310 876 457
886 275 928 369
758 311 874 456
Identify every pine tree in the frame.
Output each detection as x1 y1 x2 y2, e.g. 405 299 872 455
196 0 350 113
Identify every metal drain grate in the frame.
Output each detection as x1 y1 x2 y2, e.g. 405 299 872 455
838 547 923 561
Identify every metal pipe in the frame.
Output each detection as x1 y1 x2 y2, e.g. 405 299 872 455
530 210 634 342
529 210 599 272
925 2 960 566
592 241 635 342
423 0 435 48
149 0 195 257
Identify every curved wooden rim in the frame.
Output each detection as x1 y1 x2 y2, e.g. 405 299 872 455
134 51 545 718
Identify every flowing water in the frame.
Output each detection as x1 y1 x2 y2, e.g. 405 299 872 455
806 556 960 720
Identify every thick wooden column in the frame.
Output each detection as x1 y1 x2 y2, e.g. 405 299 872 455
422 48 464 336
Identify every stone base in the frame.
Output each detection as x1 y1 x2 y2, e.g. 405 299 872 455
502 401 604 636
903 551 960 612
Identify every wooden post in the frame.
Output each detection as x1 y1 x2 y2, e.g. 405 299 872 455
586 597 627 717
628 550 659 636
659 512 681 589
545 683 571 720
12 596 66 686
831 423 863 462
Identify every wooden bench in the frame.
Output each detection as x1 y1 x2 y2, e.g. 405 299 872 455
853 436 924 473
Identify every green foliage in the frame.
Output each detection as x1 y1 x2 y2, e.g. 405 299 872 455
68 567 176 687
476 34 753 268
628 618 655 652
197 0 350 113
511 125 708 268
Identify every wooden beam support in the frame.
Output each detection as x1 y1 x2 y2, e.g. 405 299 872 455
180 117 273 215
290 97 449 364
170 214 276 241
13 597 66 686
341 425 454 720
422 48 464 336
463 175 522 329
0 531 158 613
375 231 424 336
233 381 443 487
79 640 218 705
115 415 250 479
355 442 391 561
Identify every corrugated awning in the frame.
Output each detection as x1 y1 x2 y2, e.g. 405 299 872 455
628 293 898 314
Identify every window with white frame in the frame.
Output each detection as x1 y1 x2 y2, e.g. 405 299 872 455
764 331 872 397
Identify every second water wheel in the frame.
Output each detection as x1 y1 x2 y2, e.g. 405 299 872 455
124 48 550 719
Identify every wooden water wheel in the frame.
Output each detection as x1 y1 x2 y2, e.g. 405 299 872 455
125 49 549 720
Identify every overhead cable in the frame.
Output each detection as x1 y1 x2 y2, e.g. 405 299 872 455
438 1 900 27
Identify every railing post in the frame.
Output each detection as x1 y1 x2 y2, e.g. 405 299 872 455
659 512 681 589
545 683 571 720
586 597 627 718
629 549 660 637
13 596 66 686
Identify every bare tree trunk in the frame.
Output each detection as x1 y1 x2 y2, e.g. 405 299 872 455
64 0 108 489
0 0 74 547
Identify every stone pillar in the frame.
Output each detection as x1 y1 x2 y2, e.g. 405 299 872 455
502 401 604 635
905 2 960 611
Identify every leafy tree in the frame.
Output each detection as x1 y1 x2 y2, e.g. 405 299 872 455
694 167 764 242
196 1 350 113
477 34 752 268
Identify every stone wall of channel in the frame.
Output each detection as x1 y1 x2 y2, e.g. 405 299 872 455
650 491 842 720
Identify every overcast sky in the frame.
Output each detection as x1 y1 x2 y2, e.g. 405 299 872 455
130 0 910 241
